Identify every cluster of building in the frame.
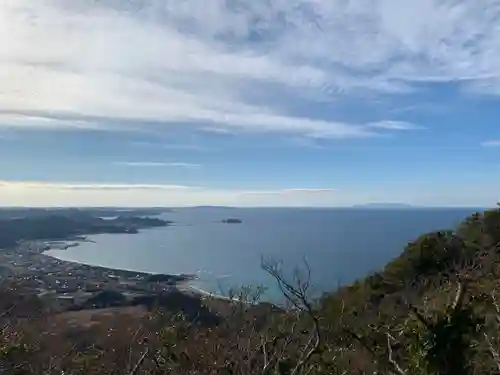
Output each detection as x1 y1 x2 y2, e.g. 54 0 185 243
0 241 190 306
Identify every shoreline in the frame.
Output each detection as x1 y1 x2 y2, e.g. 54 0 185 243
43 246 248 303
44 242 268 305
0 209 238 306
0 240 207 307
41 238 228 300
180 283 234 301
43 240 197 282
45 250 231 301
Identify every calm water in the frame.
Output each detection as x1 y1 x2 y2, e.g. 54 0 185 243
46 208 478 300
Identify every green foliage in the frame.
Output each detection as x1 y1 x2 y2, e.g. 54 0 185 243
383 230 471 286
0 213 170 248
0 339 31 359
401 304 484 375
318 206 500 374
458 209 500 248
426 308 482 375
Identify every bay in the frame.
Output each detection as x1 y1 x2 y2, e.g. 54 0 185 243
45 207 479 301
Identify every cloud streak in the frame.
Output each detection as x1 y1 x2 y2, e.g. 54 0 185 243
0 180 496 208
3 0 477 139
481 140 500 147
112 161 201 168
0 181 194 191
0 180 339 207
366 121 423 131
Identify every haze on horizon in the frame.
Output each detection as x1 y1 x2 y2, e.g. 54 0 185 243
1 1 500 207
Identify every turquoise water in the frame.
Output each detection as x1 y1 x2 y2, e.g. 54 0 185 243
45 207 478 301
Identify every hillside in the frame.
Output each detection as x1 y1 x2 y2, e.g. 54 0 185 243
3 207 500 374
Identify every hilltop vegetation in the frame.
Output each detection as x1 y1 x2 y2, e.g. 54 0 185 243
0 207 171 220
0 210 172 248
4 207 500 374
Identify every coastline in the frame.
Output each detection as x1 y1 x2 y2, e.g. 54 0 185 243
0 239 207 308
42 240 196 282
43 243 250 304
0 209 262 309
179 282 234 301
43 241 269 305
40 236 231 301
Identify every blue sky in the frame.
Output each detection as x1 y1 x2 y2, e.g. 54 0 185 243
1 0 500 207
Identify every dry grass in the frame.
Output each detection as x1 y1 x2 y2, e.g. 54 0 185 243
55 306 148 328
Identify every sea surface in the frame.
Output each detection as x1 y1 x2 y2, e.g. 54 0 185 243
45 207 480 301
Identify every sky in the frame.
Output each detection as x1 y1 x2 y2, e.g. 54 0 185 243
1 0 500 207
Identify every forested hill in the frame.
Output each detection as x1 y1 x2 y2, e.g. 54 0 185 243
0 211 171 248
318 207 500 374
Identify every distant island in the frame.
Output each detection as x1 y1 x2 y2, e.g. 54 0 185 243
221 218 243 224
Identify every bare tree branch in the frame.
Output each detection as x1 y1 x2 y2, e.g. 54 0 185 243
484 333 500 372
261 258 322 375
342 328 376 357
262 319 300 374
0 304 17 319
451 279 468 311
386 333 407 375
491 292 500 325
128 348 149 375
406 302 432 329
127 325 144 374
261 336 269 372
291 327 320 375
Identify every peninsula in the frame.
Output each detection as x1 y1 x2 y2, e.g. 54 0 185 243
0 208 173 249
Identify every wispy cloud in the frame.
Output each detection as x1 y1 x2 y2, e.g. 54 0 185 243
282 189 336 193
366 121 422 131
4 0 479 138
0 181 194 191
130 141 208 152
0 180 339 207
112 161 201 168
0 180 495 207
481 140 500 147
237 188 336 196
161 144 207 151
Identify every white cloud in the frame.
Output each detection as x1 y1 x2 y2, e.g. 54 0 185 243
112 162 201 168
0 181 194 191
0 113 103 130
481 140 500 147
366 121 422 131
3 0 471 138
130 141 209 152
0 181 340 207
281 188 336 193
0 180 497 207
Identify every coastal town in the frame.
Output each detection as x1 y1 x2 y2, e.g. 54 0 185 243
0 208 244 314
0 239 195 308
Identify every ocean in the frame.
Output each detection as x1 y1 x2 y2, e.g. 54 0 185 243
45 207 479 301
